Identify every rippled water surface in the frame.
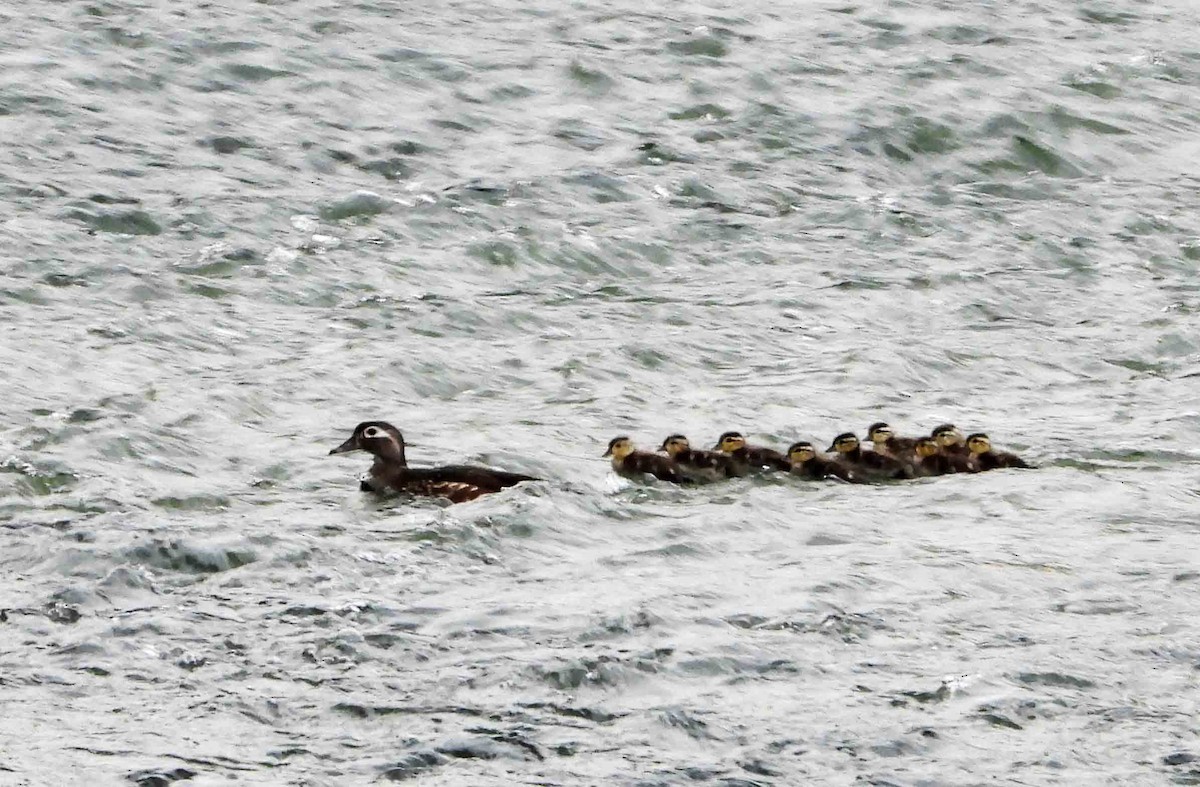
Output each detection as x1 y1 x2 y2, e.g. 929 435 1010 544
4 0 1200 783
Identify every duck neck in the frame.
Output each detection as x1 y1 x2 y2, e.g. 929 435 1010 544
379 437 407 466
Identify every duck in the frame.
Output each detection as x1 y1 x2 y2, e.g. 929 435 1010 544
966 433 1032 470
827 432 913 480
604 436 692 484
931 424 969 457
713 431 791 472
912 436 977 476
866 422 919 461
660 434 746 483
329 421 538 503
786 441 861 483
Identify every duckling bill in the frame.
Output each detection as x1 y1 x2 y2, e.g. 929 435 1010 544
660 434 746 483
329 421 538 503
605 436 691 484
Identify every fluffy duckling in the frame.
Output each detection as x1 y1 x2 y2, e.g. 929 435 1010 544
866 422 919 461
966 433 1031 470
827 432 913 480
713 431 791 472
329 421 538 503
660 434 746 483
604 436 692 485
786 441 861 483
931 424 969 457
912 436 976 476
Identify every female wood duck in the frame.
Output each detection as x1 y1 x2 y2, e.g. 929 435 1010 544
660 435 746 483
604 436 692 484
329 421 538 503
827 432 913 480
966 433 1032 470
912 436 977 476
786 441 861 483
713 432 791 472
931 424 969 457
866 422 919 461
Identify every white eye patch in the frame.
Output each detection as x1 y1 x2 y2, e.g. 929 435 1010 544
363 427 382 438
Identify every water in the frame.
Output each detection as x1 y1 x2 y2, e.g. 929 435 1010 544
4 0 1200 783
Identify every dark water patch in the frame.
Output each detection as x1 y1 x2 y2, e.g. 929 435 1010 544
438 729 543 761
553 121 610 152
670 103 731 121
222 63 294 82
122 539 257 574
334 703 484 720
318 190 392 220
518 701 624 724
205 136 253 154
1067 79 1123 99
66 208 163 235
128 767 197 787
636 141 695 165
979 712 1023 730
567 61 613 92
1048 108 1129 135
660 707 720 741
1014 671 1097 689
926 25 995 45
357 157 413 181
534 650 670 689
174 244 260 276
1079 7 1140 25
1 457 79 495
667 35 729 58
381 751 446 781
42 272 90 287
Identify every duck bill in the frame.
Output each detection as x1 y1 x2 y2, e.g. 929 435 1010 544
601 449 612 457
329 436 359 455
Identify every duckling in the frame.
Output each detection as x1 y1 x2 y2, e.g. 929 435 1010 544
866 421 919 461
660 434 746 483
827 432 913 480
912 436 977 476
329 421 538 503
786 441 861 483
713 431 791 472
966 433 1032 470
604 436 692 485
931 424 969 457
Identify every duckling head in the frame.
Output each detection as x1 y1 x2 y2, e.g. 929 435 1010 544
966 433 991 455
866 422 893 445
828 432 858 454
330 421 407 462
715 431 746 453
915 437 940 458
787 441 816 464
932 424 964 448
603 436 635 460
660 434 690 457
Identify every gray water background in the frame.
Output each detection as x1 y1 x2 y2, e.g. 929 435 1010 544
3 0 1200 784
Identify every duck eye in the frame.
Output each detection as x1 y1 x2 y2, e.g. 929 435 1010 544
363 427 380 438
